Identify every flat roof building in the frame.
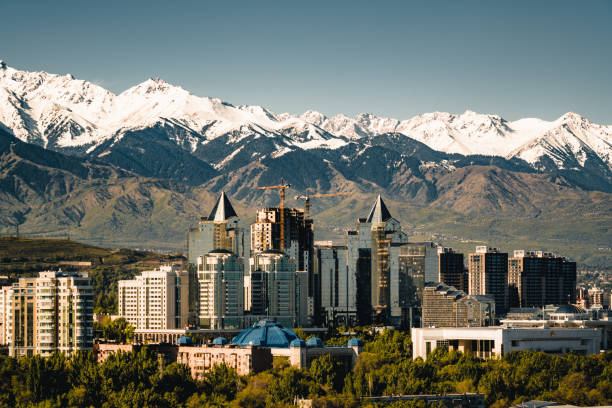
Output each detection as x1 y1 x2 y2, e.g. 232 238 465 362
5 271 93 357
197 250 244 329
412 326 601 361
118 265 189 331
422 282 494 328
469 247 509 316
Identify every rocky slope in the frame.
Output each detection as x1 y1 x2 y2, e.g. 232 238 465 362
0 63 610 267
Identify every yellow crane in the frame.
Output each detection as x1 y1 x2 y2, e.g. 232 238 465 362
294 192 353 219
258 179 291 252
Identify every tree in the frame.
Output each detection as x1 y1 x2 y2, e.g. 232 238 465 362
310 354 345 393
98 317 135 343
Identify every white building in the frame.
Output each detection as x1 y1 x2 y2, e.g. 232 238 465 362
315 244 356 325
246 250 307 327
118 265 189 330
0 286 13 345
2 271 93 357
197 250 244 329
412 326 601 360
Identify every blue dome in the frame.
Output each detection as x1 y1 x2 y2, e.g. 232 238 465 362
306 337 323 347
231 320 299 348
347 337 364 347
290 339 306 348
177 336 193 346
212 336 228 345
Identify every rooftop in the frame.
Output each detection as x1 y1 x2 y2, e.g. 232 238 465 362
231 320 299 348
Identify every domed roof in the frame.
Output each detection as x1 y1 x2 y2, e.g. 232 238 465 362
553 304 586 314
212 336 228 345
347 337 364 347
177 336 193 346
290 339 306 348
306 337 323 347
231 320 299 348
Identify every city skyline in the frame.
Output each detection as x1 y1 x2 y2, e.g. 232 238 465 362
1 0 611 123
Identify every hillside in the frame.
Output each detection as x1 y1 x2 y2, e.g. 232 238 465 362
0 236 183 313
0 64 610 269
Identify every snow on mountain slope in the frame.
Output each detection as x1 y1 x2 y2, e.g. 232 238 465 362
510 113 612 169
0 61 610 170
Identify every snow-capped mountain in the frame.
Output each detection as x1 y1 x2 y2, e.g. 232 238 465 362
0 61 610 174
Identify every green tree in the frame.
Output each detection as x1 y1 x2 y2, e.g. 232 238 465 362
310 354 345 393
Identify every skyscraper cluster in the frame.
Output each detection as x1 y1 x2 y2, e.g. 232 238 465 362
118 191 579 330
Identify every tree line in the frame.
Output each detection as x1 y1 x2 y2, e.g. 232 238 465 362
0 329 610 407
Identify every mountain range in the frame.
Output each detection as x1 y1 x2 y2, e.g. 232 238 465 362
0 62 610 267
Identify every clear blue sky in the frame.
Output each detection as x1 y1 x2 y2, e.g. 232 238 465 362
1 0 611 123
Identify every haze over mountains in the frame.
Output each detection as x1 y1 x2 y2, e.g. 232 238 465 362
0 62 610 267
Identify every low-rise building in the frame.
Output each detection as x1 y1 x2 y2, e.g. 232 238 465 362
177 337 272 377
97 320 362 378
412 326 601 360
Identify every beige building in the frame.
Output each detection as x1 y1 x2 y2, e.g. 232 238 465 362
177 343 272 377
118 265 189 330
4 271 93 357
422 282 495 328
197 250 244 329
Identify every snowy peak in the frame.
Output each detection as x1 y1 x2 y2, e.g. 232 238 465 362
0 62 610 171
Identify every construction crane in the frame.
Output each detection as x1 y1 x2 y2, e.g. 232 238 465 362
294 192 353 219
258 179 291 252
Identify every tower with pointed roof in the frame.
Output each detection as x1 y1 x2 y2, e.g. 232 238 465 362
187 192 250 326
187 191 249 265
347 194 432 327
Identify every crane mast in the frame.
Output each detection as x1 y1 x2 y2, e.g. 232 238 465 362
294 192 353 219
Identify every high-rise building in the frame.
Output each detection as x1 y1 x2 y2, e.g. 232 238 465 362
187 192 250 324
438 247 467 292
197 250 244 329
250 207 314 321
118 265 189 330
187 191 250 263
346 195 428 327
0 285 14 346
397 242 439 310
422 282 495 328
508 250 577 308
469 246 508 316
368 196 411 324
6 271 93 357
347 218 373 326
248 250 309 327
314 243 355 325
246 250 306 327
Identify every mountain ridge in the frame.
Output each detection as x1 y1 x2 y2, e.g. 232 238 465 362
0 63 610 268
0 62 610 175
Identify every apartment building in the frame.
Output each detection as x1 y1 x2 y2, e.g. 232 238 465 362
4 271 93 357
469 246 509 315
118 265 189 330
508 250 577 308
422 282 495 328
197 250 244 329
